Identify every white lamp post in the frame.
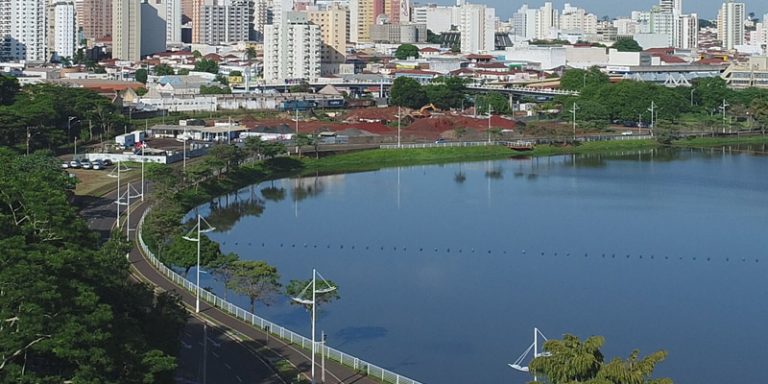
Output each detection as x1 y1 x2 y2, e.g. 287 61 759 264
291 269 336 384
397 106 401 148
569 102 579 142
648 101 656 137
487 104 493 143
182 214 216 313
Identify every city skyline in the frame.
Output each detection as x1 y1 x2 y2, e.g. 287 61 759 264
427 0 767 20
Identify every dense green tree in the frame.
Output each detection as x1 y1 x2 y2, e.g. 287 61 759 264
226 261 281 313
0 150 186 383
192 50 202 59
154 63 175 76
208 252 239 299
177 68 190 75
426 29 442 44
425 77 467 110
691 77 733 112
475 92 511 114
229 70 243 77
394 44 420 60
0 75 20 105
390 77 428 109
245 47 257 60
194 58 219 74
750 98 768 134
529 334 671 384
289 81 312 93
261 141 287 159
560 67 610 91
199 85 232 94
162 234 223 277
613 37 643 52
135 68 148 84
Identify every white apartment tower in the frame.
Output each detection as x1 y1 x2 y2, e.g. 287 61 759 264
659 0 682 15
192 0 249 45
718 1 745 50
560 3 597 35
263 12 321 82
536 2 558 40
1 0 47 62
458 3 494 53
674 13 698 49
113 0 141 61
53 0 76 59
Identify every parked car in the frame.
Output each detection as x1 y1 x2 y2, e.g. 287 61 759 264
81 159 92 169
91 160 104 170
61 162 70 169
621 131 633 136
69 160 82 169
102 159 113 166
435 138 446 144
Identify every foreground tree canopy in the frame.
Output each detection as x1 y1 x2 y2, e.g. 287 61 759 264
529 334 672 384
0 149 187 383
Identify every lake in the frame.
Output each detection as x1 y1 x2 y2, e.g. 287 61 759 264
191 147 768 384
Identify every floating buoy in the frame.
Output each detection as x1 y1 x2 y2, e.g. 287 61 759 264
522 250 526 254
726 258 730 262
248 242 252 246
584 253 588 257
261 243 265 247
540 252 544 256
327 245 331 249
340 245 343 249
365 246 369 250
351 246 355 249
279 243 283 247
458 249 462 253
314 245 317 248
447 249 450 253
487 250 491 254
419 248 423 252
234 242 238 246
639 255 643 259
554 252 558 256
291 244 295 248
692 257 696 261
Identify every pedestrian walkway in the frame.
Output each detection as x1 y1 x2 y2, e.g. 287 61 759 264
123 198 383 384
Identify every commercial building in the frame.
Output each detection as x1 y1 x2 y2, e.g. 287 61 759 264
412 4 455 34
140 0 167 56
370 22 427 44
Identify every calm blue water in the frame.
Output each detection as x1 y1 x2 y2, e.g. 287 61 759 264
192 147 768 384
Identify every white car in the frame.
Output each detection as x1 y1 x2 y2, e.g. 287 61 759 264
621 131 633 136
91 160 104 170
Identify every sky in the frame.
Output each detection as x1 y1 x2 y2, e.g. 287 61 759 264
429 0 768 21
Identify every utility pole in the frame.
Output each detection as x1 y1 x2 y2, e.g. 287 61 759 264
397 106 401 148
570 102 579 142
26 127 30 155
719 99 729 134
487 104 493 143
648 101 656 137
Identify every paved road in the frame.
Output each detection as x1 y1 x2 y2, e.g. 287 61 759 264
79 188 382 384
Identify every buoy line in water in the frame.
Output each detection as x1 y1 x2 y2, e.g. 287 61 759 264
217 241 762 264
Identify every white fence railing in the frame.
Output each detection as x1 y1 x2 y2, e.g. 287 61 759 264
137 209 422 384
380 141 498 150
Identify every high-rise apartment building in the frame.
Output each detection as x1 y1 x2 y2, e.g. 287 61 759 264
718 1 745 50
560 3 597 35
263 12 321 82
53 0 76 59
308 6 347 74
659 0 683 15
0 0 47 62
412 4 454 34
536 2 558 40
80 0 112 46
191 0 249 45
113 0 141 61
674 13 698 49
140 0 167 56
383 0 409 24
351 0 382 42
458 3 494 53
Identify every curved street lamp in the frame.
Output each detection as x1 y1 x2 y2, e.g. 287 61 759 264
291 269 336 384
183 214 216 313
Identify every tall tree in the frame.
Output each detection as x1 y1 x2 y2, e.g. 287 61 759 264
529 334 672 384
560 67 610 91
226 261 281 313
613 37 643 52
135 68 148 84
154 63 175 76
162 234 223 277
194 58 219 74
0 75 20 105
390 77 428 109
394 44 420 60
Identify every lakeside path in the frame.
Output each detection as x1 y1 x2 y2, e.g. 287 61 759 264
78 189 383 384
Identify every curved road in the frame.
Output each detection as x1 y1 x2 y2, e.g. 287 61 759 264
79 188 381 384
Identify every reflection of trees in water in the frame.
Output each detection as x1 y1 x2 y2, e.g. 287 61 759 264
291 177 324 202
484 167 503 179
261 186 287 202
206 186 265 231
454 163 466 183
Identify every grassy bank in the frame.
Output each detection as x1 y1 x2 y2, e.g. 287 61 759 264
671 135 768 147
